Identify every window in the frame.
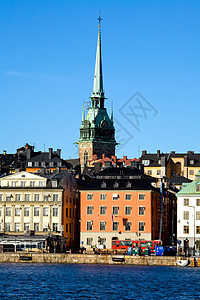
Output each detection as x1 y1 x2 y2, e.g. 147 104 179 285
139 222 145 231
24 223 30 231
139 207 145 216
197 199 200 206
15 223 20 232
113 206 119 215
84 151 88 164
87 238 93 245
25 194 30 201
139 194 145 200
5 223 11 232
34 207 39 216
15 208 21 216
34 162 39 167
157 170 161 175
69 223 72 233
21 181 26 187
34 223 39 231
100 206 106 215
189 170 194 175
57 162 62 167
142 160 149 166
6 196 12 201
87 194 93 200
34 194 40 201
196 212 200 220
69 208 71 218
147 170 152 175
30 181 35 187
49 162 54 167
100 194 107 200
125 206 131 215
53 223 58 232
113 194 119 200
6 207 11 216
39 181 44 187
183 225 189 234
53 194 59 201
100 221 106 231
52 181 57 187
15 194 21 201
125 221 131 231
12 181 17 187
66 208 68 217
183 211 189 220
112 222 118 231
44 196 49 201
43 207 49 216
24 207 29 217
41 162 46 167
0 195 2 201
28 162 32 167
87 206 93 215
66 223 68 232
125 194 132 200
184 199 189 206
87 221 93 231
196 226 200 234
53 207 58 217
0 208 1 217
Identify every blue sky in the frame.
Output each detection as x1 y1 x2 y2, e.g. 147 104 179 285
1 0 200 159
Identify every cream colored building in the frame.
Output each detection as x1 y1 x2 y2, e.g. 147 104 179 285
0 171 62 235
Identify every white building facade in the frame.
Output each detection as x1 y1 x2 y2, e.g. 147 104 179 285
177 172 200 248
0 172 63 235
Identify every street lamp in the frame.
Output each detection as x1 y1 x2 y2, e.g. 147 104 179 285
188 205 195 250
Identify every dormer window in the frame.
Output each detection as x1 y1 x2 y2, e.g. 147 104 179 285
57 162 62 167
142 160 149 166
190 160 194 165
113 182 119 188
52 181 57 188
28 162 32 167
101 181 106 188
49 162 54 167
34 162 39 167
41 162 46 167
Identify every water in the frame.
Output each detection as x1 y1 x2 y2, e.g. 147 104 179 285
0 264 199 299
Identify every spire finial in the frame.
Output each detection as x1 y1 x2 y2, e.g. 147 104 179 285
98 11 102 27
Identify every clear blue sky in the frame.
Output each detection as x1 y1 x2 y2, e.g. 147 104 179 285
1 0 200 159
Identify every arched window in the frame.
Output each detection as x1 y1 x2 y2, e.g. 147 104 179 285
84 151 88 164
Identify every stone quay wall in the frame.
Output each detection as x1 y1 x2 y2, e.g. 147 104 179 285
0 253 197 267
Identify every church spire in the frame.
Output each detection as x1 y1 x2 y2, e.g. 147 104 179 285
91 12 105 108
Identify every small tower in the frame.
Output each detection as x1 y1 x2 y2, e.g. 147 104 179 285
78 14 117 171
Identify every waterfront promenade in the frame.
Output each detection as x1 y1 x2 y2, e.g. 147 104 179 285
0 253 197 267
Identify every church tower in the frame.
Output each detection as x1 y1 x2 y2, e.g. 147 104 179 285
78 14 117 171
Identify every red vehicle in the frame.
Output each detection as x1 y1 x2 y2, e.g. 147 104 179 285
112 240 162 255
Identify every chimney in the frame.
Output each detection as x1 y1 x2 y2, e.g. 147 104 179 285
157 150 160 158
57 149 61 157
123 156 127 161
26 149 31 159
49 148 53 159
184 155 188 167
142 150 147 156
3 150 6 155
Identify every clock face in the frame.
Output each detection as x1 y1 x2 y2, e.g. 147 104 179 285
101 120 108 127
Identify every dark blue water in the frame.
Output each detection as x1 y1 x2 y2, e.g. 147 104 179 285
0 264 199 299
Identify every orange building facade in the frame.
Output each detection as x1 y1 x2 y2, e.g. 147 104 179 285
80 186 161 249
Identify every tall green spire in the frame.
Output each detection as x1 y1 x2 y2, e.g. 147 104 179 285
91 12 105 108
